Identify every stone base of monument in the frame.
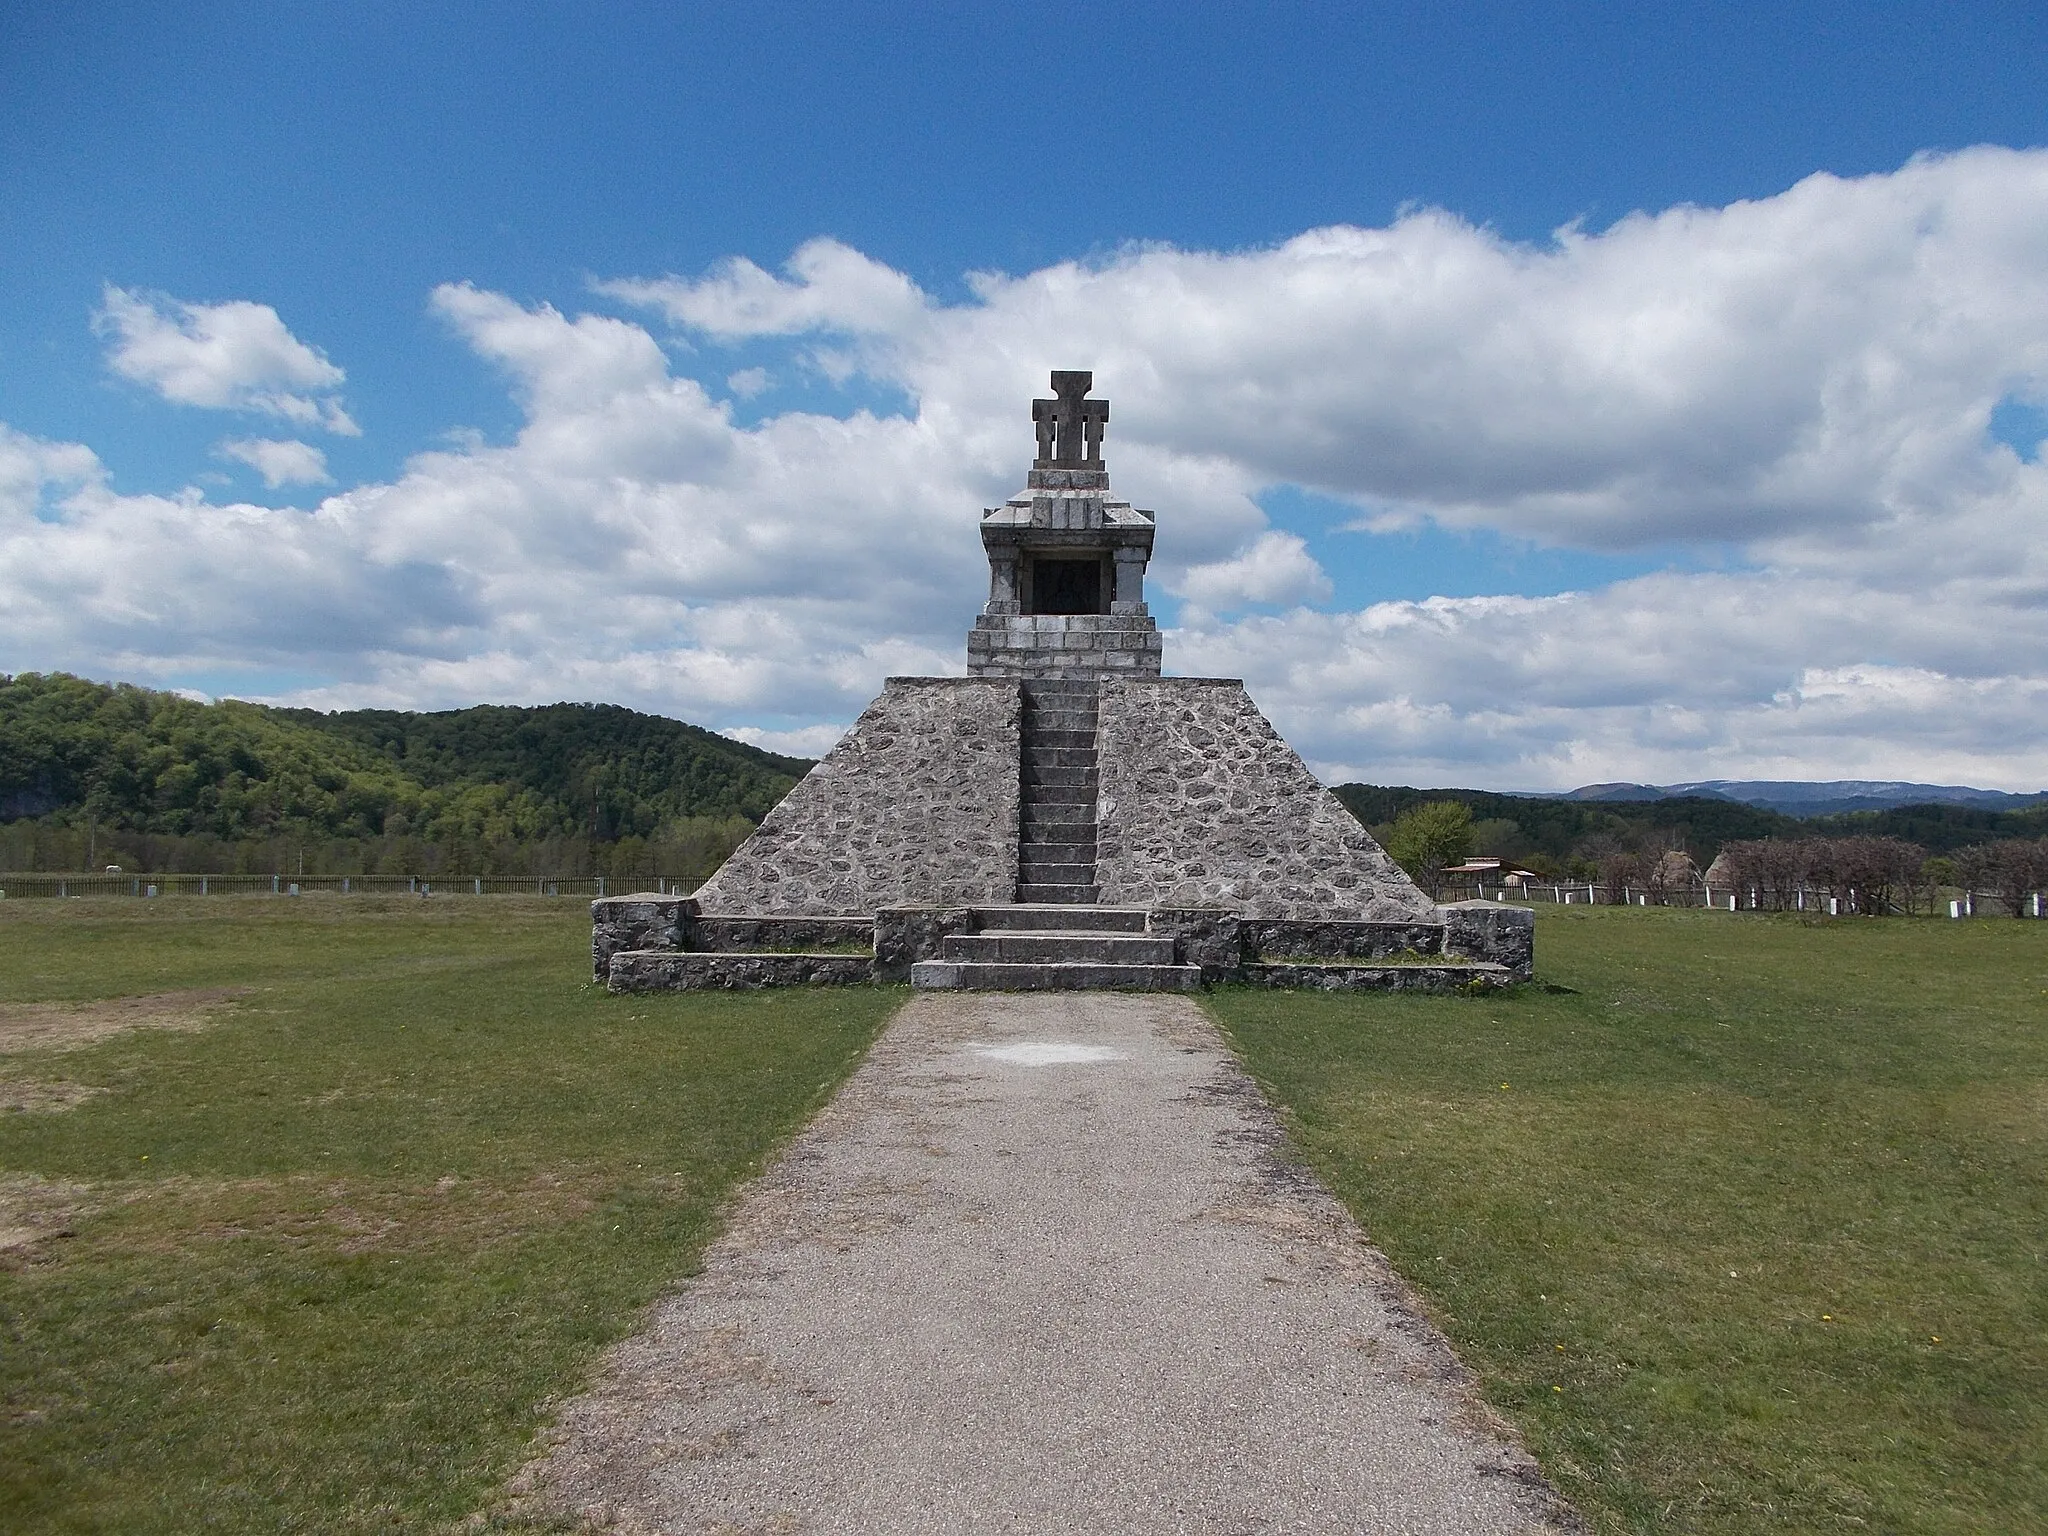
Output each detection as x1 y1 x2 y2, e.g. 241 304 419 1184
594 894 1532 993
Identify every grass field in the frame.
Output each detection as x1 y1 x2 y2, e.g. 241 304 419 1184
1209 905 2048 1535
0 895 901 1534
6 897 2043 1532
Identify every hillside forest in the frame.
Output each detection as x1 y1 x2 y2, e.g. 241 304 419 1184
5 672 2046 881
0 673 809 881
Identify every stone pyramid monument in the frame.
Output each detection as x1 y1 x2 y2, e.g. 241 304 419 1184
593 373 1531 991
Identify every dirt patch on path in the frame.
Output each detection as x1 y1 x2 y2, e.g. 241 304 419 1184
0 987 250 1055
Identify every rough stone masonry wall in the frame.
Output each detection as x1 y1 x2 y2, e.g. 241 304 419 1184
688 678 1022 916
1093 678 1438 921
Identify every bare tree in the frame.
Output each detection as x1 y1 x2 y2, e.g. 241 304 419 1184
1599 849 1646 904
1955 838 2048 916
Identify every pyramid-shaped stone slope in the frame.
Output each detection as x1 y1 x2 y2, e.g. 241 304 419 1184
689 678 1020 916
690 674 1432 921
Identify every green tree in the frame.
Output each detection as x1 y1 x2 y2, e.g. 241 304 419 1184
1384 800 1474 896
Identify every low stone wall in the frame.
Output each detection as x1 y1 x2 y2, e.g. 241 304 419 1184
1239 961 1512 991
590 893 692 983
693 915 873 953
872 906 977 983
608 951 876 992
1437 901 1535 981
1238 918 1446 962
1093 678 1438 922
688 678 1022 916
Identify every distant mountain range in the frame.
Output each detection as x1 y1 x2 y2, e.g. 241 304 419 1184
1553 780 2048 818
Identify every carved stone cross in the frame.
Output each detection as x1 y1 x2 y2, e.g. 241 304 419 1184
1032 370 1109 468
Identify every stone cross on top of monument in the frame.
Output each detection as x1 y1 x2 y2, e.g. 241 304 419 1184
967 369 1163 679
1032 370 1109 469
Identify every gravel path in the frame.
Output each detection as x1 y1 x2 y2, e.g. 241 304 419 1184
515 992 1578 1534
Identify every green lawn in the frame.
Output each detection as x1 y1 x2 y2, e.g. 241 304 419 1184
1209 905 2048 1535
0 895 901 1534
9 897 2044 1532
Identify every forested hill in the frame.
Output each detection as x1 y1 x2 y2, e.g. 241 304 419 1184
0 672 810 847
1335 783 2048 867
267 701 811 836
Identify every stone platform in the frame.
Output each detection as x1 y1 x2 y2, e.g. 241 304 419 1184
595 895 1528 993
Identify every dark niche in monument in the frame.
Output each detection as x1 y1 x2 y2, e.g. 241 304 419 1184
1027 556 1107 616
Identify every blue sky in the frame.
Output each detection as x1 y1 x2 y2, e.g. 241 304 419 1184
4 3 2048 788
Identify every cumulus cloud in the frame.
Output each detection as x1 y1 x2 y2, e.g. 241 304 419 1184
597 238 929 341
216 437 331 488
95 287 359 434
1173 530 1333 610
9 148 2048 789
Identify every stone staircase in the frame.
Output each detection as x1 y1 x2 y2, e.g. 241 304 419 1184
1015 678 1101 903
910 905 1202 991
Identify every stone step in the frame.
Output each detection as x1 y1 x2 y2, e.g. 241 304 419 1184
1021 783 1096 805
1020 802 1096 825
1026 710 1099 733
972 905 1149 932
1028 728 1096 750
1021 746 1095 770
1023 764 1096 788
1019 840 1095 865
1019 868 1098 892
910 959 1202 992
1017 821 1096 844
1021 680 1101 699
1020 866 1097 887
942 932 1176 964
1017 881 1100 903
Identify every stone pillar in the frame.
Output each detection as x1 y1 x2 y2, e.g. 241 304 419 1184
1112 547 1147 614
988 552 1020 614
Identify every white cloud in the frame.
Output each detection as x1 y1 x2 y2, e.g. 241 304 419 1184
726 367 771 399
1172 530 1333 610
722 722 852 758
95 287 360 434
216 437 331 488
597 237 928 340
8 149 2048 790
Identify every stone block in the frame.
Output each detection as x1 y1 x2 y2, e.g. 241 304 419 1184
590 894 693 983
1437 901 1535 980
1145 908 1243 981
873 906 977 982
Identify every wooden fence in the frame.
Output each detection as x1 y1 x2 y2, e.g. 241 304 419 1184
0 873 705 900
